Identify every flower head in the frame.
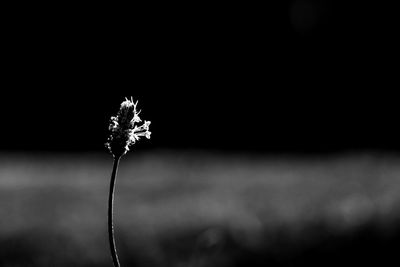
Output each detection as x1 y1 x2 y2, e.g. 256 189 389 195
106 97 151 157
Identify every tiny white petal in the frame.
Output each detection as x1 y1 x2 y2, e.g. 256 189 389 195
145 131 151 139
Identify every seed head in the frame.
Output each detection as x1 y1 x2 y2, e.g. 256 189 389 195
106 97 151 157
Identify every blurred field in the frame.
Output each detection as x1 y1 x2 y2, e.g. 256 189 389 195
1 151 400 266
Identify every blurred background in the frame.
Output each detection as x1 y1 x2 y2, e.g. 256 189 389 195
1 1 399 266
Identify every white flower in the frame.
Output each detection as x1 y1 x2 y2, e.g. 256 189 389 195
133 113 142 123
145 131 151 139
143 120 151 130
106 97 151 157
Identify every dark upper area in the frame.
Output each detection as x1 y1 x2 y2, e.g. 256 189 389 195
1 1 397 153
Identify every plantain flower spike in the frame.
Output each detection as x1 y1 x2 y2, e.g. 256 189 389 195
106 97 151 157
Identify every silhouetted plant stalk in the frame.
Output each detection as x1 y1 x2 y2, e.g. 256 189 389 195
106 97 151 267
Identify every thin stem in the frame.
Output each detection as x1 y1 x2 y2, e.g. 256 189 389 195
108 156 121 267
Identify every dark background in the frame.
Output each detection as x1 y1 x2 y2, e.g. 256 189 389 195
1 3 400 267
1 1 397 153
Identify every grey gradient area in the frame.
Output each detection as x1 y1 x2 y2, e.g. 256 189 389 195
1 151 400 266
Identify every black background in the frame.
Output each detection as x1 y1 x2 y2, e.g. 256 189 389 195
1 1 397 153
1 4 399 266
